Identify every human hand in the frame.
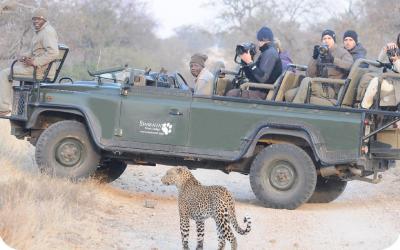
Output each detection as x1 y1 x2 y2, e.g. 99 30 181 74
385 42 398 51
240 51 253 64
23 57 35 67
312 45 320 59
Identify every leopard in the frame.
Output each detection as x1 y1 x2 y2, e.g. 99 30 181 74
161 166 251 250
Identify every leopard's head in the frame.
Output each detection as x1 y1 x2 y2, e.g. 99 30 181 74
161 166 193 188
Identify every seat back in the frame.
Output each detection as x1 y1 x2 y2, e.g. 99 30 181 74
46 44 69 83
274 71 296 101
340 59 381 107
215 76 233 96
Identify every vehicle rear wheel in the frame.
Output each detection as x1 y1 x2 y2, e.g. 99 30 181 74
92 159 127 183
307 176 347 203
249 144 317 209
35 120 100 180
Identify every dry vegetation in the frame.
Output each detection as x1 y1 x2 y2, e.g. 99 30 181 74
0 120 108 249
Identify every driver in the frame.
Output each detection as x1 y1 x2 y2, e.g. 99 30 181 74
0 8 59 116
189 53 214 96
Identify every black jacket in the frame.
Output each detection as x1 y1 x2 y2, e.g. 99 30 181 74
243 44 282 84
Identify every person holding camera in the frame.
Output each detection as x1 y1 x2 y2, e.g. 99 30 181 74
360 33 400 109
0 8 59 116
286 29 353 105
189 53 214 96
227 26 282 99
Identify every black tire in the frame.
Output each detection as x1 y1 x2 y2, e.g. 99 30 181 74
35 120 100 180
307 176 347 203
92 159 127 183
249 144 317 209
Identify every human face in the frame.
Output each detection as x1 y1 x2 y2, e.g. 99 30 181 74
190 63 203 77
322 35 335 49
32 17 46 31
343 37 356 51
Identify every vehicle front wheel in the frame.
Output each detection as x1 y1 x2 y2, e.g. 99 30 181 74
92 159 127 183
249 144 317 209
307 176 347 203
35 120 100 180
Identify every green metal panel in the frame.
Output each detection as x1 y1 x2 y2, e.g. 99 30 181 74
39 83 122 139
118 86 191 145
189 98 362 156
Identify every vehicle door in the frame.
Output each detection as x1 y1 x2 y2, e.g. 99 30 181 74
118 85 192 146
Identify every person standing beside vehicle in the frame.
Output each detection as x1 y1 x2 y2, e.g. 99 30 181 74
0 8 59 116
227 26 282 99
189 53 214 96
286 29 353 105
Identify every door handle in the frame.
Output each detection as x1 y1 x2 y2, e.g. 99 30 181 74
169 109 183 116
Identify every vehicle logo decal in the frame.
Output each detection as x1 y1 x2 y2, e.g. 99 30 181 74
139 120 173 136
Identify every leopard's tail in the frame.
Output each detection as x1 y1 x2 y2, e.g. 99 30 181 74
230 209 251 235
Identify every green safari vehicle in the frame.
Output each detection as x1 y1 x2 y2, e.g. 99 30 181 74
2 45 399 209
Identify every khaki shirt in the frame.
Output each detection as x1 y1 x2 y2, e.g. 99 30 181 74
194 68 214 96
30 22 59 75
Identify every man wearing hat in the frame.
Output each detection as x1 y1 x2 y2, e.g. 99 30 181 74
227 26 282 99
343 30 367 63
286 29 353 105
0 7 59 115
189 53 214 96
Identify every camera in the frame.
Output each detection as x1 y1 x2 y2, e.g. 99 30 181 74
234 42 257 64
386 48 400 58
318 44 329 57
235 42 257 56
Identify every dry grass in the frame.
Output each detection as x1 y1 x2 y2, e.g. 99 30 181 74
0 120 103 249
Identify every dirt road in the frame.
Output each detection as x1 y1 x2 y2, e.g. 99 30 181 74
95 164 400 250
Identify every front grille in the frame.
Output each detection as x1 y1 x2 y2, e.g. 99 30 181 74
12 88 30 120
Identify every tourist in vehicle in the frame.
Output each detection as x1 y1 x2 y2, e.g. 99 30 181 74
343 30 367 63
361 33 400 109
274 38 293 71
285 29 353 105
189 53 214 96
0 8 59 116
226 26 282 99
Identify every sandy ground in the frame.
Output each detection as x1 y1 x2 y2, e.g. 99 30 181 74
93 163 400 250
0 116 399 250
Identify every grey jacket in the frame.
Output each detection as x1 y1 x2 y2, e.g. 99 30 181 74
308 44 353 79
348 43 367 62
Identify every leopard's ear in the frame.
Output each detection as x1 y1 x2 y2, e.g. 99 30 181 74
176 167 183 174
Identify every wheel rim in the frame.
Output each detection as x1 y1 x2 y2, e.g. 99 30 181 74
268 161 297 191
55 138 84 167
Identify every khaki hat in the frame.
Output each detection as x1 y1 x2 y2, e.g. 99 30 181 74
32 8 48 20
189 53 208 67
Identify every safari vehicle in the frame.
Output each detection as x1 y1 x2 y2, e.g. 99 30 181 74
1 44 400 209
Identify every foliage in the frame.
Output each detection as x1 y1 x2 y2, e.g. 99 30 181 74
0 0 398 80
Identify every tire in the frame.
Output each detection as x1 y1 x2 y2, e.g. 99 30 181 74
249 144 317 209
307 176 347 203
35 120 100 180
92 159 127 183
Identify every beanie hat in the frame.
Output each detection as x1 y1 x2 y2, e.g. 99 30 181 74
257 26 274 41
190 53 208 67
343 30 358 43
321 29 336 42
32 8 48 20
